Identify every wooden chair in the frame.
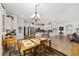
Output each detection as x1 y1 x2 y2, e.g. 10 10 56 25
37 40 48 56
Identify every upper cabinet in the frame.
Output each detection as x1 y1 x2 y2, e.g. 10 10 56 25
66 24 73 35
5 16 13 30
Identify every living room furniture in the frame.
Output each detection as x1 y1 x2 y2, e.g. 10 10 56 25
68 33 79 42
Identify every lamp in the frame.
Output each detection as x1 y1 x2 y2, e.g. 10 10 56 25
31 4 40 23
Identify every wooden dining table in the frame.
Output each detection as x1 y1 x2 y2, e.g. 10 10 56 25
18 37 50 56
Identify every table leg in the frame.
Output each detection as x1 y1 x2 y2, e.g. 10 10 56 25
23 50 26 56
49 40 51 47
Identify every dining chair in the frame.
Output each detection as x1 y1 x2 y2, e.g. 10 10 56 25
37 40 48 56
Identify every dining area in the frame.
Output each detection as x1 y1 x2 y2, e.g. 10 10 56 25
1 3 79 56
17 37 51 56
2 35 51 56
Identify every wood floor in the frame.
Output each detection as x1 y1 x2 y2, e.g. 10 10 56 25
50 36 79 56
3 36 79 56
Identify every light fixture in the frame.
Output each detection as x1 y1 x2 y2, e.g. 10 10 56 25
31 4 40 23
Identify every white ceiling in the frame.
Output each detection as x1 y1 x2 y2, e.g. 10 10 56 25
3 3 79 24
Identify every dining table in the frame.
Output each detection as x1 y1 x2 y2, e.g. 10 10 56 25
18 37 50 56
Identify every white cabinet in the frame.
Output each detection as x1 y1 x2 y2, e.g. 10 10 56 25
5 17 12 30
66 24 73 35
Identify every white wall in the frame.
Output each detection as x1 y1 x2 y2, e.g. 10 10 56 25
60 21 79 36
5 17 12 30
16 17 24 39
0 10 3 56
0 4 6 55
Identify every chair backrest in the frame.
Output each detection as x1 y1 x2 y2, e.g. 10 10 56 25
40 40 48 45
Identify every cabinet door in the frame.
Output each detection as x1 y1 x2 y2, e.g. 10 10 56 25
5 17 12 30
66 24 73 35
